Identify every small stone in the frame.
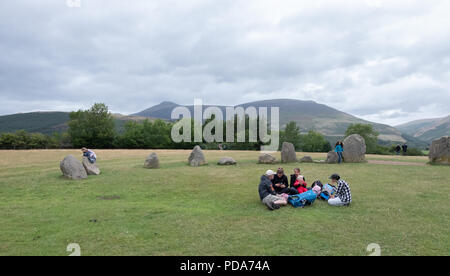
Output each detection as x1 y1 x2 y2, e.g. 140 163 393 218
188 145 206 167
82 157 101 175
218 157 237 165
325 151 339 164
300 156 313 163
144 152 160 168
258 153 277 164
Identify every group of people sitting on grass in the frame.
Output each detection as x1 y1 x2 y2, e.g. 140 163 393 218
258 167 352 210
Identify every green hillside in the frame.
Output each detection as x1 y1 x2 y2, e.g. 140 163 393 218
0 112 152 135
0 112 70 134
396 116 450 143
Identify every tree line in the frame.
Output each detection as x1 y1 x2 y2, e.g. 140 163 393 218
0 103 425 155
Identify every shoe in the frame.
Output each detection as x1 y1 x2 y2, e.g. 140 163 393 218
272 202 280 210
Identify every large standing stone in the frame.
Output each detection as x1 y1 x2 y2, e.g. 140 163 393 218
60 155 88 180
82 157 101 175
281 142 297 163
429 136 450 164
217 157 237 165
144 152 160 169
300 156 313 163
342 134 366 163
188 145 206 167
325 151 339 164
258 153 277 164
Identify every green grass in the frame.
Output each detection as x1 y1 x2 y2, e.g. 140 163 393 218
0 150 448 256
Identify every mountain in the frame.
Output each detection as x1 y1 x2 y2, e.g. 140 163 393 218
133 99 427 148
1 99 433 149
396 115 450 143
0 112 154 135
0 112 70 134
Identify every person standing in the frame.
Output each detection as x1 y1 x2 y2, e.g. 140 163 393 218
395 144 401 155
402 144 408 155
335 141 344 164
328 174 352 207
259 170 287 210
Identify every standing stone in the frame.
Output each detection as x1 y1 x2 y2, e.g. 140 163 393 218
188 145 206 167
82 157 101 175
258 153 277 164
342 134 366 163
217 157 237 165
429 136 450 164
60 155 88 180
300 156 313 163
325 151 339 164
281 142 297 163
144 152 160 169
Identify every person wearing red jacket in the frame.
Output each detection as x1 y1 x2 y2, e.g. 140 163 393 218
293 175 308 194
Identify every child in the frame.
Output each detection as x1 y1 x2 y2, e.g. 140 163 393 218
293 175 308 194
82 147 97 164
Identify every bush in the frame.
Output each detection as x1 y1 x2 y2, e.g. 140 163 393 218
370 145 392 155
0 130 72 149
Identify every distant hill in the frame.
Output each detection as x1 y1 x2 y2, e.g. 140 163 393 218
1 99 432 149
0 112 155 135
133 99 424 146
396 115 450 143
0 112 70 134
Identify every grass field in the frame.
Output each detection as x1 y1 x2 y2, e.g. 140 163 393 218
0 150 448 256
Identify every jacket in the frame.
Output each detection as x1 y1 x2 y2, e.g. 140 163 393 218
259 175 276 201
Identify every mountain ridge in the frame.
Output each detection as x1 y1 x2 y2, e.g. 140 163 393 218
396 115 450 143
132 99 411 143
0 99 437 148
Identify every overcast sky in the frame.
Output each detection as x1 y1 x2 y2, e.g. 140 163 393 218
0 0 449 125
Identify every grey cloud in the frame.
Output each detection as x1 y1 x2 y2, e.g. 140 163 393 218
0 0 449 125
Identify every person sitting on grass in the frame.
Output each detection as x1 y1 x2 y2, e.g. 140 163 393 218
259 170 287 210
272 168 298 195
82 147 97 164
293 175 308 194
290 168 306 187
328 173 352 207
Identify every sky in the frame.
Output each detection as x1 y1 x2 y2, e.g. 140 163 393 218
0 0 449 126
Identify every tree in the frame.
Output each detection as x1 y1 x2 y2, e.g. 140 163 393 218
0 133 17 149
117 119 172 149
299 131 331 152
345 123 379 153
68 103 115 148
280 121 302 150
28 133 48 149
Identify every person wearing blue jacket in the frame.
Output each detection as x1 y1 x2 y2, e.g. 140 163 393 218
335 141 343 163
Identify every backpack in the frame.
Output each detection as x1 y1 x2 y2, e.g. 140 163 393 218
288 190 317 208
311 180 323 189
320 184 336 200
